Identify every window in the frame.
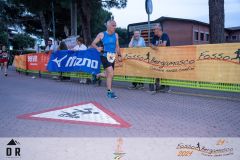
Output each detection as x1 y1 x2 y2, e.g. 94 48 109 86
226 36 229 41
231 35 237 40
200 32 204 41
194 31 199 41
206 33 209 41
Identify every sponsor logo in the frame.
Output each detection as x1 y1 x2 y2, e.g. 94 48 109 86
113 137 126 160
28 55 38 63
198 48 240 64
52 55 67 67
65 56 98 68
176 139 234 157
52 56 98 69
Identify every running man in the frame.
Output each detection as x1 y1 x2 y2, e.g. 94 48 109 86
91 20 122 99
0 45 9 76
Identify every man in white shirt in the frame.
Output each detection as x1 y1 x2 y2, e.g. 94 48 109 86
129 30 146 48
72 37 88 84
72 37 87 51
128 30 146 89
45 39 55 53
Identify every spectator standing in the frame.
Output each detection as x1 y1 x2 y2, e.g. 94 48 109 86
71 37 88 84
150 24 171 93
128 30 146 89
45 39 56 53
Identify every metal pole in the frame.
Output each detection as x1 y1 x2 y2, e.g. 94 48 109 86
70 0 73 36
70 0 77 36
148 14 150 46
51 0 56 41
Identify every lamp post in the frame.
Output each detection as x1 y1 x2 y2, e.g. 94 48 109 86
145 0 153 46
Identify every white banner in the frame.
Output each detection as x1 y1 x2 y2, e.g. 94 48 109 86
0 138 239 160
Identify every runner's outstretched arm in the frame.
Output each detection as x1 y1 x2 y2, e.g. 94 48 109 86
91 33 104 53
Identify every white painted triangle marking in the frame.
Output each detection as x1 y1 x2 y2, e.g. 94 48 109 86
31 103 120 125
18 102 130 128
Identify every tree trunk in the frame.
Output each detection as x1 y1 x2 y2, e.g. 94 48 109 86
39 11 49 45
209 0 225 44
71 0 77 36
79 0 92 46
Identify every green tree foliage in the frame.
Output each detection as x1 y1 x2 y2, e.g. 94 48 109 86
90 8 112 38
12 34 35 49
0 1 25 46
0 32 8 46
12 0 77 44
0 23 8 45
101 0 127 9
13 0 65 44
0 1 25 25
116 28 128 47
6 0 128 46
78 0 127 45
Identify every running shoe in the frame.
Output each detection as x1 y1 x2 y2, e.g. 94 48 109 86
107 91 118 99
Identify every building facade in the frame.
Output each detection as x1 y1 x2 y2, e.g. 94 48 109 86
127 17 240 46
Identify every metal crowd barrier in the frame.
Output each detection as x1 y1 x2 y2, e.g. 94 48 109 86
16 68 240 93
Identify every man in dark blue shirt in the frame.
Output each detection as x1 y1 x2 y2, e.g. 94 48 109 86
150 25 170 47
150 24 170 93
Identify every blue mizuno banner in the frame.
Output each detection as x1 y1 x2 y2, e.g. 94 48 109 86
47 48 101 74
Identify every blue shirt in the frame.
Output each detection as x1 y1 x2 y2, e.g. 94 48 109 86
102 31 117 56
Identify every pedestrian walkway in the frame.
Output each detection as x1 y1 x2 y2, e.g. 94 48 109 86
0 67 240 137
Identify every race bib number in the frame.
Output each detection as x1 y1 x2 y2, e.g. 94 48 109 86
2 52 8 58
106 52 116 63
